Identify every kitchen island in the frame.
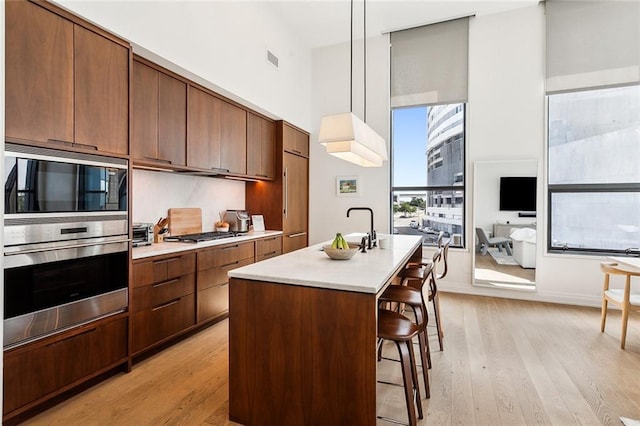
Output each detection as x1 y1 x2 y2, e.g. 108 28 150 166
228 234 423 425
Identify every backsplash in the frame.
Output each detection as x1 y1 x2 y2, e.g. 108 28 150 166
132 169 245 232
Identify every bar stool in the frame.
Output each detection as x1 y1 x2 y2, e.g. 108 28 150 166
404 237 450 347
377 308 424 426
600 261 640 349
379 249 441 392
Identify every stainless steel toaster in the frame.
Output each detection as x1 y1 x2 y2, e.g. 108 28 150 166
224 210 250 233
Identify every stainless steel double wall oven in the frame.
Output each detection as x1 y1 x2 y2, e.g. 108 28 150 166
3 143 129 349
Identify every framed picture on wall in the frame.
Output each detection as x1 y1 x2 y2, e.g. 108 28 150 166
336 176 360 197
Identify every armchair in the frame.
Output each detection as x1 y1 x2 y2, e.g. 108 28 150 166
475 227 512 256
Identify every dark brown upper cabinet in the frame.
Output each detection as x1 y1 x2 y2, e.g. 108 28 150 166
247 113 276 180
187 86 247 175
282 122 310 158
6 0 129 156
132 59 187 167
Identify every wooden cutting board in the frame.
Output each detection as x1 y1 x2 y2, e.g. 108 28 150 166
168 208 202 236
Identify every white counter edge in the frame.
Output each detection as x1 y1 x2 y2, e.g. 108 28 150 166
132 230 283 259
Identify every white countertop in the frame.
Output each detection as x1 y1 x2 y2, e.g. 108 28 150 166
228 234 423 294
132 230 283 259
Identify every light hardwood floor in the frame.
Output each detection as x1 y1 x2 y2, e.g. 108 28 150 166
25 293 640 425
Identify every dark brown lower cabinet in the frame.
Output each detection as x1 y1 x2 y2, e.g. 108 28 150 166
283 232 308 253
256 235 282 261
3 315 128 420
131 293 196 354
197 241 254 323
197 283 230 323
131 252 197 355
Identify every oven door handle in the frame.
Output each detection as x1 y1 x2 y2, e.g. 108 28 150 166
5 239 131 256
3 239 130 269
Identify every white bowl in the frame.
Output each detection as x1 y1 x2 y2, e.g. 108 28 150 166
216 226 229 232
322 244 359 260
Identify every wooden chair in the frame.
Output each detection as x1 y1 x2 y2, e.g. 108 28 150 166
377 308 424 426
600 261 640 349
378 249 442 388
402 237 449 345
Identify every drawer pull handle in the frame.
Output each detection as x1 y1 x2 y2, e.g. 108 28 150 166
152 278 180 288
152 257 180 264
288 232 307 238
47 138 74 147
46 327 97 347
221 260 240 268
73 142 98 151
222 245 240 251
152 298 181 311
144 156 172 164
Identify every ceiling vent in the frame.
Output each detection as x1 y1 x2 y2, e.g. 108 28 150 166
266 49 279 70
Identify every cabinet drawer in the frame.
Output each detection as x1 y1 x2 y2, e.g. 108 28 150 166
283 232 308 254
3 316 127 416
133 253 196 287
132 293 195 354
256 235 282 257
197 283 229 323
132 273 195 312
197 241 254 270
198 257 253 291
257 249 282 262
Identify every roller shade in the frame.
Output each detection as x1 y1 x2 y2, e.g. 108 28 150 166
546 0 640 93
391 17 469 107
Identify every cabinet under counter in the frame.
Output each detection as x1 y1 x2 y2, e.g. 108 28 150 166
227 235 423 425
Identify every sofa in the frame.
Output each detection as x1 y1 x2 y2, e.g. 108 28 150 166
510 228 536 268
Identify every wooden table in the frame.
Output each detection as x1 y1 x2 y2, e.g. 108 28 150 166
228 235 423 425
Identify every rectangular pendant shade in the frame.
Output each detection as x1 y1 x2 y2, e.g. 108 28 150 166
318 112 387 167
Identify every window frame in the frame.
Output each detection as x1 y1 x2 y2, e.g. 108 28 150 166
390 103 467 249
546 88 640 255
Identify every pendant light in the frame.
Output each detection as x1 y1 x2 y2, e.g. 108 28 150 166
318 0 387 168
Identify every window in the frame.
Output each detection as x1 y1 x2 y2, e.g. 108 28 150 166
391 104 465 247
390 18 468 248
547 85 640 253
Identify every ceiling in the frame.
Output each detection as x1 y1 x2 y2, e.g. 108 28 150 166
266 0 540 49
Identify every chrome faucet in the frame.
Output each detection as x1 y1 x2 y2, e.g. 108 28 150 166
347 207 376 249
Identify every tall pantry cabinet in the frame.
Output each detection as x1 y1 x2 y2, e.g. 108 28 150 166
246 121 309 253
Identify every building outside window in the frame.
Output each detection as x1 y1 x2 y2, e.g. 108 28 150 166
547 84 640 254
391 104 465 247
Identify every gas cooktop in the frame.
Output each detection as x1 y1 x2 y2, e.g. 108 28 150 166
164 231 240 243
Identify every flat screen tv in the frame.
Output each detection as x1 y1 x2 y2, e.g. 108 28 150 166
499 177 536 211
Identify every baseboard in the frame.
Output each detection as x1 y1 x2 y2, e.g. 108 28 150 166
439 280 602 308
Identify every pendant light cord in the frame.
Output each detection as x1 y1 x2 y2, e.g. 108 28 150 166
364 0 367 123
350 0 353 113
350 0 367 122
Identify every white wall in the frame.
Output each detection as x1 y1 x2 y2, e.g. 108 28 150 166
474 160 538 233
132 170 244 232
310 4 610 307
54 0 312 131
50 0 314 233
309 36 391 244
